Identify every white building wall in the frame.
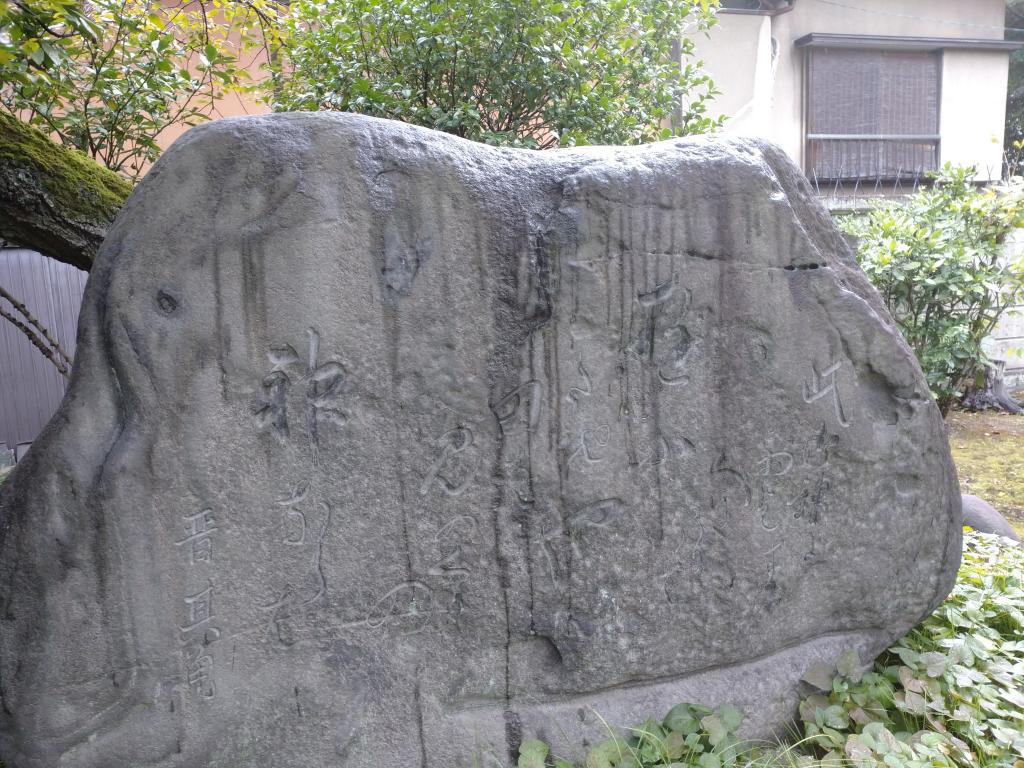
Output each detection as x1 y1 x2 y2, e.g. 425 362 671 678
694 0 1010 172
695 14 774 137
940 50 1010 180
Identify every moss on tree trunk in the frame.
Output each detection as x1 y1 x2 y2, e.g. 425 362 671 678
0 112 131 271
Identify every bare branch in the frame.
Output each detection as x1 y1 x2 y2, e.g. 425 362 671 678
0 304 70 378
0 286 72 366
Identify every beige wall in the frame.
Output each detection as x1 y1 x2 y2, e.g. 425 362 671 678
940 50 1009 180
695 0 1011 172
157 89 271 151
695 14 772 135
155 13 272 153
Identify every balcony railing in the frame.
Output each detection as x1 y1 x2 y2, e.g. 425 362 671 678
806 134 940 182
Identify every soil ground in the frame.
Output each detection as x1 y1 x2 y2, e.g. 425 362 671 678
947 409 1024 537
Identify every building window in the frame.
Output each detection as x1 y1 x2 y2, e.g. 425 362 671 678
719 0 794 12
806 48 940 182
720 0 771 9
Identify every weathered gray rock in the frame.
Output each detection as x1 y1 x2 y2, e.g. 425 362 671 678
0 113 962 768
962 493 1021 541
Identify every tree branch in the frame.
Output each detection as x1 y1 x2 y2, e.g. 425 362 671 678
0 304 70 378
0 112 131 271
0 285 72 366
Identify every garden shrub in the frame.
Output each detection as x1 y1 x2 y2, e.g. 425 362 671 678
517 530 1024 767
840 166 1024 415
269 0 722 148
797 530 1024 767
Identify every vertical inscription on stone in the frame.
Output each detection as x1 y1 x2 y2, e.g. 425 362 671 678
565 360 591 415
175 509 222 700
751 426 840 584
257 482 334 647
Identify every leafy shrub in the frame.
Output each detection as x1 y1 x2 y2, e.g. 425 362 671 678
517 530 1024 767
269 0 722 148
797 529 1024 767
517 703 746 768
840 166 1024 414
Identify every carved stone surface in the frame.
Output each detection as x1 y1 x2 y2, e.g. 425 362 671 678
0 113 961 768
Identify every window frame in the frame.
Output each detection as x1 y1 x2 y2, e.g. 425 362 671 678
796 34 1021 184
801 45 943 184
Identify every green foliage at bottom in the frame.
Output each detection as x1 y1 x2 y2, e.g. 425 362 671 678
517 530 1024 768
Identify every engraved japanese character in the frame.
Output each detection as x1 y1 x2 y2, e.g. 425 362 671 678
181 581 216 633
419 427 477 496
564 424 611 466
255 328 349 446
277 484 309 546
802 360 850 428
184 645 216 699
174 509 218 565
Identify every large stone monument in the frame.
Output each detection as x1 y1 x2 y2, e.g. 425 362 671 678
0 114 961 767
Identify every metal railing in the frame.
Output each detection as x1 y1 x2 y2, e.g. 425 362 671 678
806 135 940 205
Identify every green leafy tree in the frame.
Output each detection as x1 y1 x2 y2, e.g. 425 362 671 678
840 165 1024 415
0 0 99 77
1 0 278 180
269 0 722 148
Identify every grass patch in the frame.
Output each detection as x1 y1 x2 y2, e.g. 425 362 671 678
518 531 1024 768
947 410 1024 537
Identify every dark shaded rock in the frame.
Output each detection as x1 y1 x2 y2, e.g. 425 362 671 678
962 493 1021 541
0 113 961 768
